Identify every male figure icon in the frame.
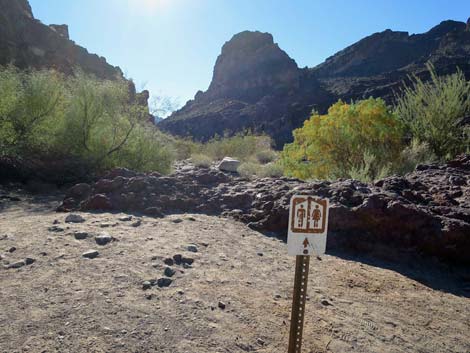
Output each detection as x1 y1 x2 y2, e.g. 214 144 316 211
296 204 306 227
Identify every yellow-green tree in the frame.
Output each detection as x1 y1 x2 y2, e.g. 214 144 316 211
280 98 404 180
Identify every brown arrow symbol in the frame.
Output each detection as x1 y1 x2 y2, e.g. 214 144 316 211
303 237 309 248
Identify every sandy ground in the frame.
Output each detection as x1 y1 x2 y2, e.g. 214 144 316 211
0 187 469 353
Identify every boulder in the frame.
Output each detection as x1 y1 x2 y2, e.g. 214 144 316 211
218 157 240 172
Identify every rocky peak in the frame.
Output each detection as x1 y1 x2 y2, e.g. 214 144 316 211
205 30 300 103
0 0 33 19
49 24 69 39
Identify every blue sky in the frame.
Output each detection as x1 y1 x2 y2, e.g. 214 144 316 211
30 0 470 112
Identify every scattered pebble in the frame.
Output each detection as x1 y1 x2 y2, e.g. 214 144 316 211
118 215 133 222
157 277 172 288
164 267 176 277
142 281 152 290
163 258 174 266
218 301 226 310
187 244 198 253
131 219 142 227
8 246 16 253
74 232 89 240
48 226 65 233
65 214 85 223
172 219 183 224
95 234 113 246
257 252 264 256
82 250 99 259
321 299 333 306
257 338 265 346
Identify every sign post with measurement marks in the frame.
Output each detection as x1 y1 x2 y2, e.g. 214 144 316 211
287 195 329 353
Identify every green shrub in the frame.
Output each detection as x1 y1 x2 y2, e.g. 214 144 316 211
199 133 275 162
191 153 212 168
280 98 405 180
237 161 259 178
395 64 470 159
259 162 284 178
393 139 436 175
255 149 278 164
0 66 174 176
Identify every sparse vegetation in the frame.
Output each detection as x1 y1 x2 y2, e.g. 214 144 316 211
191 153 212 168
395 64 470 159
0 66 174 180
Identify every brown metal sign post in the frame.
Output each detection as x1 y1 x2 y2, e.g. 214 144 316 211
288 255 310 353
287 195 329 353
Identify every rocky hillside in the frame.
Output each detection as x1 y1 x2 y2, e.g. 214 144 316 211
0 0 150 108
159 20 470 147
58 155 470 264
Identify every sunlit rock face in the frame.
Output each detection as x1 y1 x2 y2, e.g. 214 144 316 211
0 0 122 79
160 21 470 147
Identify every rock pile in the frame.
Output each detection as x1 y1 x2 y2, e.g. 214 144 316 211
59 155 470 264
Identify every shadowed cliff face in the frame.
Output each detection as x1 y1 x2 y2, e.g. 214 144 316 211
160 21 470 147
0 0 122 80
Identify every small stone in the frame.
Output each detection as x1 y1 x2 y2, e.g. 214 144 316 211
99 222 113 228
173 254 183 265
182 257 194 265
164 267 176 277
8 246 16 253
320 299 333 306
82 250 99 259
53 220 60 225
182 263 192 269
74 232 89 240
131 219 142 227
163 258 174 266
65 214 85 223
118 215 133 222
257 338 265 346
24 257 35 265
274 294 282 300
145 294 154 300
257 252 264 256
186 217 196 221
157 277 172 288
218 301 226 310
95 234 113 246
172 218 183 224
7 260 26 269
142 280 152 290
187 244 198 253
48 226 65 233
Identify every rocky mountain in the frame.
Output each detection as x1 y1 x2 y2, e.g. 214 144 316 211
0 0 149 107
159 20 470 147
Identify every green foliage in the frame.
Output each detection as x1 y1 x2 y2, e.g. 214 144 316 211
198 133 275 162
0 66 173 175
238 161 284 179
280 98 405 181
394 139 436 175
395 64 470 159
191 153 212 168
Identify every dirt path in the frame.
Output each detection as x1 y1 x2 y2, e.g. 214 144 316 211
0 189 469 353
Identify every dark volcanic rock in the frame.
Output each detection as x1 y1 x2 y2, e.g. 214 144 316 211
160 22 470 147
61 155 470 264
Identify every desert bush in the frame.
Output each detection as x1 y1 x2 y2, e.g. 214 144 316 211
258 162 284 178
280 98 405 181
191 153 212 168
393 139 436 175
0 66 174 178
395 64 470 159
255 149 278 164
199 133 275 162
237 161 259 179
